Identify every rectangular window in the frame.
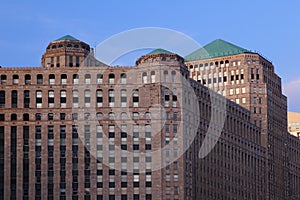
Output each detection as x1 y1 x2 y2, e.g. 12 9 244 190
0 91 5 108
24 90 30 108
108 89 115 107
11 90 18 108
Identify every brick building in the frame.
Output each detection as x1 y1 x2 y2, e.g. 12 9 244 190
0 35 297 199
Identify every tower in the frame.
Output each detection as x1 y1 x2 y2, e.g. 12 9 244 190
185 39 289 199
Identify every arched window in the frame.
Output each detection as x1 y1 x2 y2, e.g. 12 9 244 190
84 112 90 120
0 75 7 85
150 71 155 83
73 74 79 84
25 74 31 85
120 73 126 84
97 74 103 84
37 74 43 84
11 113 17 121
85 74 91 84
61 74 67 84
51 45 57 49
96 112 103 120
49 74 55 85
121 112 127 120
142 72 147 84
109 112 115 120
109 74 115 84
163 71 168 82
171 71 176 83
12 75 19 85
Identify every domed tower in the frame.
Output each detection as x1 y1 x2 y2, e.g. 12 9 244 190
41 35 91 68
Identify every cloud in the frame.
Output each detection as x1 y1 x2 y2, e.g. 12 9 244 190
283 78 300 112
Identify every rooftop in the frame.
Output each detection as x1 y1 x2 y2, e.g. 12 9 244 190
147 48 174 55
54 35 79 41
184 39 250 61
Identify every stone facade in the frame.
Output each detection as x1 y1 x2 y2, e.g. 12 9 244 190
0 36 297 200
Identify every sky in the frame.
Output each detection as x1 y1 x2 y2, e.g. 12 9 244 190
0 0 299 111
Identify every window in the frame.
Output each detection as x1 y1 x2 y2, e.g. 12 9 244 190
73 74 79 84
48 113 54 120
0 91 5 108
121 112 127 120
24 90 30 108
49 74 55 85
35 113 41 121
108 89 114 107
96 90 103 107
12 74 19 84
76 56 80 67
96 112 103 120
60 90 67 108
84 90 91 107
25 74 31 85
69 56 73 67
133 112 139 120
72 90 79 108
142 72 147 84
36 74 43 85
60 113 66 120
97 74 103 84
0 75 7 85
36 91 42 108
11 90 18 108
163 71 168 82
145 112 151 120
23 113 29 121
171 71 176 83
109 112 115 120
150 71 155 83
109 74 115 84
121 89 127 107
61 74 67 84
242 87 246 94
11 113 17 121
48 90 54 108
132 89 139 107
120 73 126 84
85 74 91 84
242 98 246 104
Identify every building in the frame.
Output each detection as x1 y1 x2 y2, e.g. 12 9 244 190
185 39 290 199
288 112 300 138
0 35 297 199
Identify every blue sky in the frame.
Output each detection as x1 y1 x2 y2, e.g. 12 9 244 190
0 0 299 111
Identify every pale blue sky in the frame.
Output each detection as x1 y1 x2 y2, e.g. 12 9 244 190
0 0 299 111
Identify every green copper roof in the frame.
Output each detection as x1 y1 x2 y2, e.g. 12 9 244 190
147 48 174 55
185 39 250 61
54 35 79 41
